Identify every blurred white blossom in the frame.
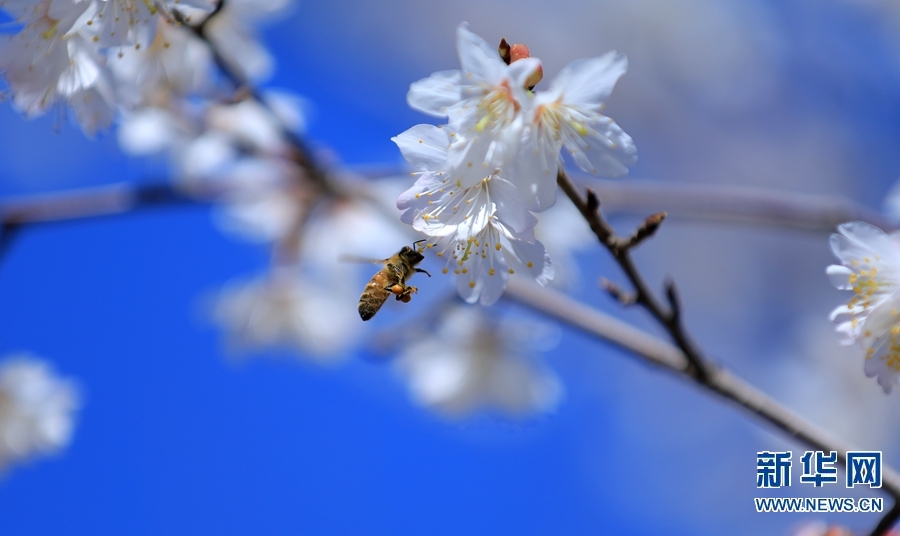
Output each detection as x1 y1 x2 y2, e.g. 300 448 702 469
0 0 290 134
397 306 562 417
212 194 412 359
0 0 117 134
85 0 213 49
204 0 295 83
0 355 80 471
108 20 214 107
827 222 900 393
213 271 360 359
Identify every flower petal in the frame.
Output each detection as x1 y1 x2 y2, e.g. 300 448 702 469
551 52 628 109
407 70 463 117
392 124 450 171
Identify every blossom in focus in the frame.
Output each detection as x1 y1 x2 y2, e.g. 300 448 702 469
827 221 900 393
394 124 552 305
406 23 541 188
396 23 635 304
0 355 80 471
396 306 562 417
522 52 637 208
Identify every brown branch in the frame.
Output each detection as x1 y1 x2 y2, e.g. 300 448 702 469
558 169 711 381
581 176 897 233
170 0 329 189
503 278 900 535
557 168 900 536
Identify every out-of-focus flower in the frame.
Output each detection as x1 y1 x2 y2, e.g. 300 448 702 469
396 306 562 417
0 355 80 471
108 19 213 107
212 270 360 360
204 0 294 83
85 0 213 49
212 194 412 359
827 222 900 393
534 200 594 288
0 0 117 134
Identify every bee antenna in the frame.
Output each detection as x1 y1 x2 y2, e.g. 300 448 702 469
412 238 427 248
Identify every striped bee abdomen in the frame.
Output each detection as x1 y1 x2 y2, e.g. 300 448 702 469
358 271 393 321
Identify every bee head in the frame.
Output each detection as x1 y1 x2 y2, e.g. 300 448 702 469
399 246 425 265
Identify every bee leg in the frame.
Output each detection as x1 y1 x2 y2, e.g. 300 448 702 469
388 284 406 295
396 285 417 303
415 268 431 277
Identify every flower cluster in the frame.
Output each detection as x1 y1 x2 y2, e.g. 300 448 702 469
827 222 900 393
0 0 287 135
0 355 80 471
396 305 562 417
396 23 636 305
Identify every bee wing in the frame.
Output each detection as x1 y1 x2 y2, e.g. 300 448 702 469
339 254 389 265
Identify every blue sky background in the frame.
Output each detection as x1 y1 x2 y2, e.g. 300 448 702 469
3 0 900 534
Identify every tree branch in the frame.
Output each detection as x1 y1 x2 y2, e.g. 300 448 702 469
556 169 899 536
503 278 900 535
580 176 897 233
170 0 329 189
558 169 712 381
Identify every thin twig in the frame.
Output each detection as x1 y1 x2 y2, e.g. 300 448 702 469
171 0 329 189
581 176 897 233
558 169 711 381
557 169 899 535
503 278 900 531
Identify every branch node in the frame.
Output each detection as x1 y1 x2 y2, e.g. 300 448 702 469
600 277 636 305
664 278 681 323
623 211 667 250
586 188 601 213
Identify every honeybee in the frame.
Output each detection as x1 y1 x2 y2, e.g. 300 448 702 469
357 240 431 321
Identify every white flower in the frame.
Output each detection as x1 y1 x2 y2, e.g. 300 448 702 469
394 124 553 305
211 158 306 244
397 306 563 417
117 105 198 155
403 23 636 213
108 19 213 107
827 221 900 393
0 0 117 135
85 0 213 49
407 23 541 188
212 271 359 360
520 53 637 209
204 0 294 83
0 355 80 471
